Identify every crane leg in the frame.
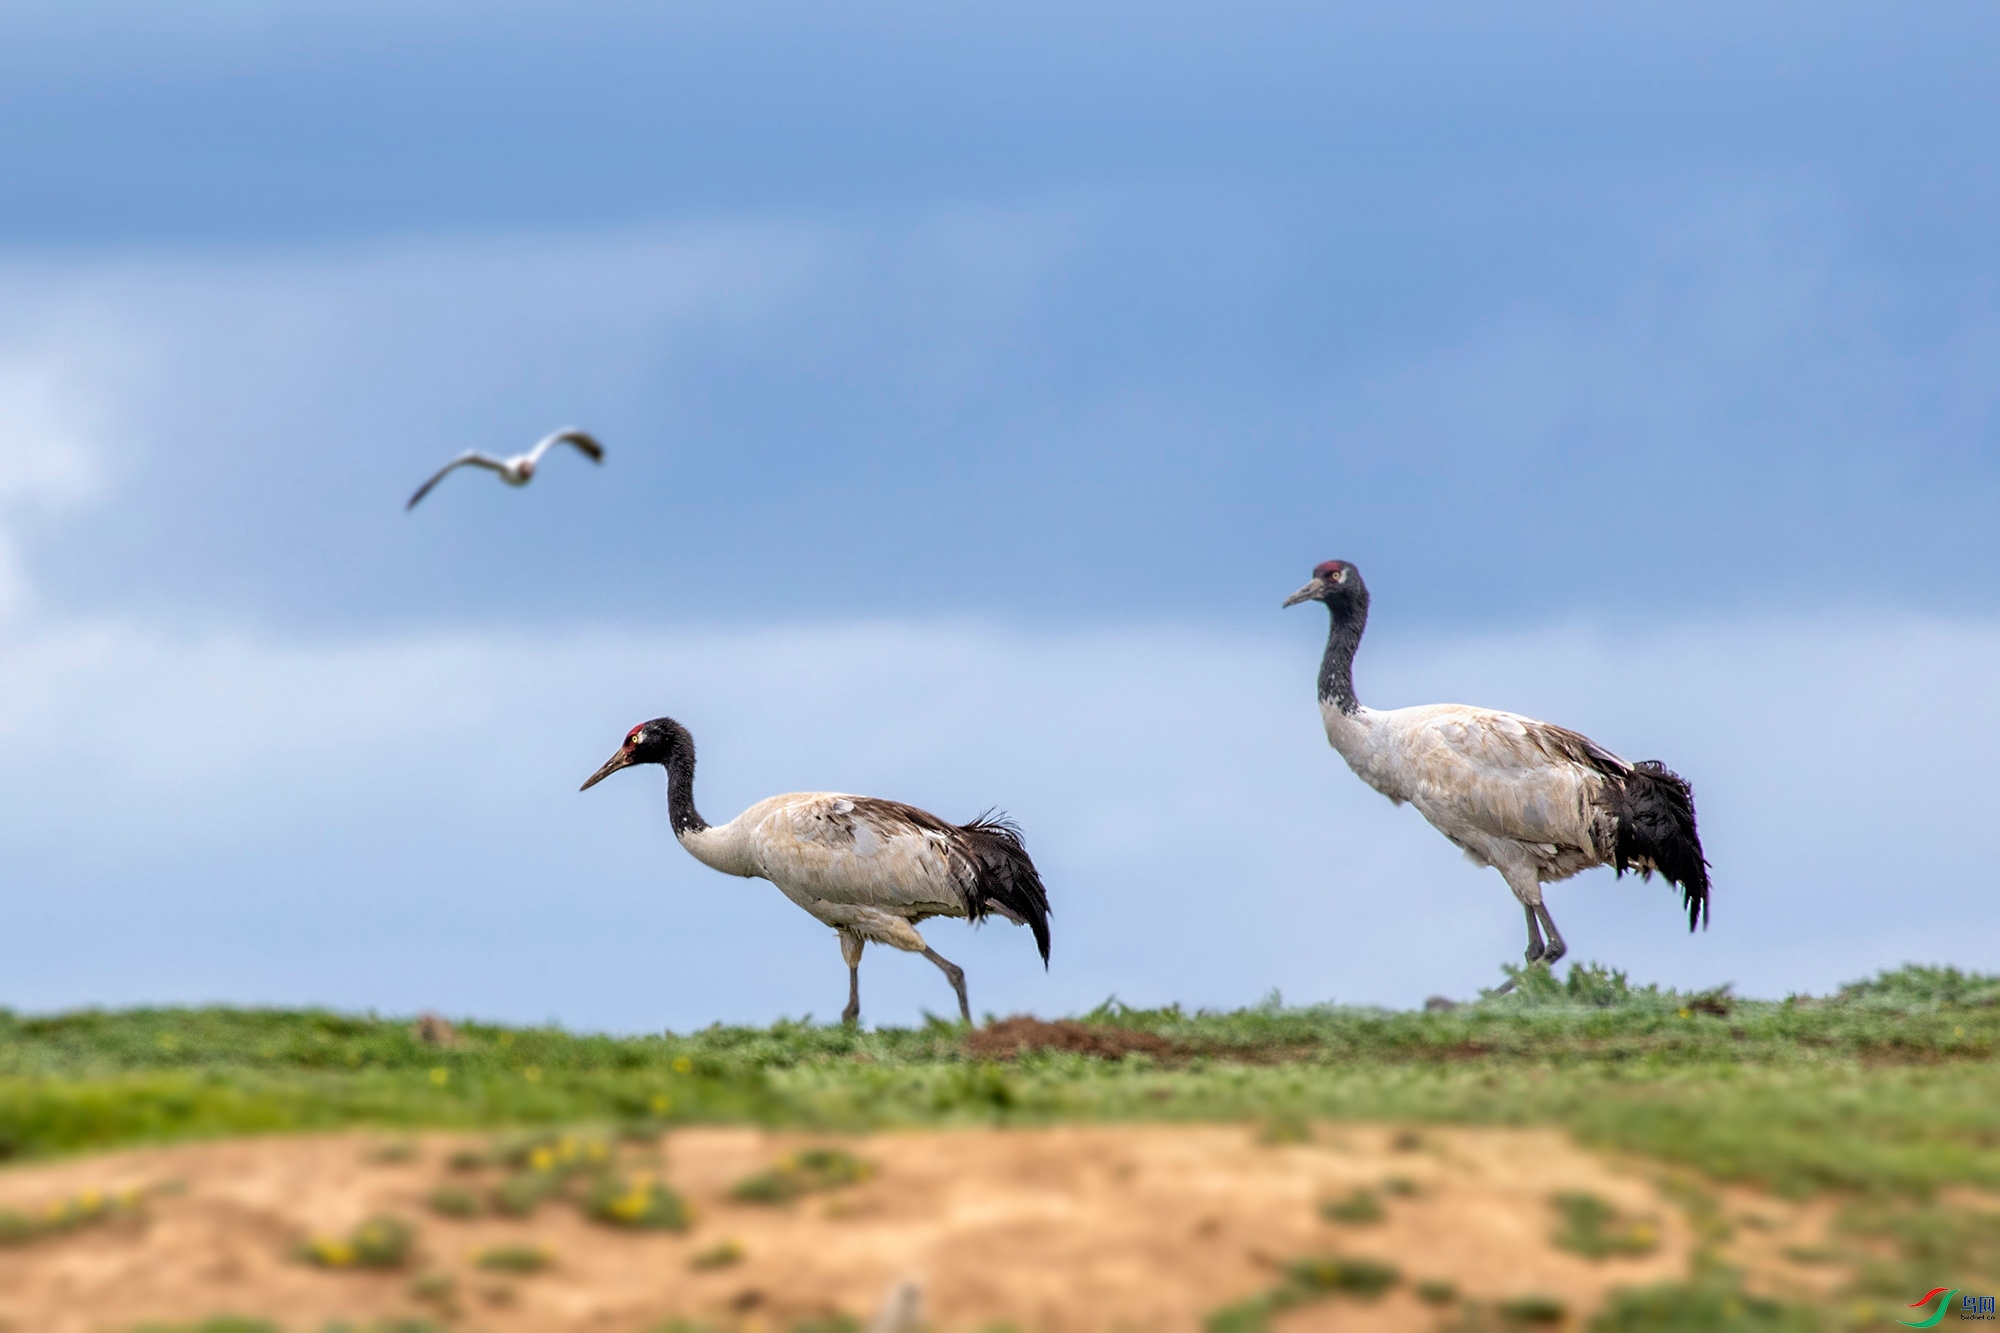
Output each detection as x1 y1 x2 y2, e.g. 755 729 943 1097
921 946 971 1024
838 928 865 1027
1492 901 1557 997
1522 902 1548 965
1533 903 1567 967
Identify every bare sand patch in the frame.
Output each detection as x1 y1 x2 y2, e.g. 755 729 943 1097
0 1123 1805 1331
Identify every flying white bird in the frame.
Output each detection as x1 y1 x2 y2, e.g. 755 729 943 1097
581 717 1052 1025
1284 560 1709 989
405 428 605 509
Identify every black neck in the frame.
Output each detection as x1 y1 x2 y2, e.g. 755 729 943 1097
664 747 709 836
1318 597 1366 715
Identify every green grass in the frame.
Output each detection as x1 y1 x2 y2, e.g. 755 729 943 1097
0 963 1993 1207
0 963 1990 1333
1586 1265 1822 1332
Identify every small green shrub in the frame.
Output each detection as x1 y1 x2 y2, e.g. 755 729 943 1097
1320 1189 1384 1225
586 1174 693 1230
425 1185 481 1219
1283 1255 1398 1297
297 1214 415 1270
492 1170 563 1217
1496 1294 1567 1325
408 1269 457 1303
691 1237 745 1269
474 1243 554 1274
731 1147 874 1204
495 1131 610 1174
1202 1254 1400 1332
1417 1278 1459 1305
1551 1192 1659 1259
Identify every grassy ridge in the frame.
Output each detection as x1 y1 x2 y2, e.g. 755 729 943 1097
0 963 1996 1201
3 964 1998 1329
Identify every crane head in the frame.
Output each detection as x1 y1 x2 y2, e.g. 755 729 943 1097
580 717 688 790
1282 559 1365 609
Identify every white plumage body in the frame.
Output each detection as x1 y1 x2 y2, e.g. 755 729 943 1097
1319 701 1621 902
680 792 977 952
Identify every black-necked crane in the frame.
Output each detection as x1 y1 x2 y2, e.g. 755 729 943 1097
405 427 604 509
1283 560 1709 989
580 717 1051 1024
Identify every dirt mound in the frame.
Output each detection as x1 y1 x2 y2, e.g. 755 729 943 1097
966 1015 1178 1060
0 1123 1848 1332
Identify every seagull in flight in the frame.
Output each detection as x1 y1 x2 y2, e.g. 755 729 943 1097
405 428 605 509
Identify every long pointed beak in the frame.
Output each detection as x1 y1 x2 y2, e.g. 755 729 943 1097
580 747 636 791
1282 579 1325 608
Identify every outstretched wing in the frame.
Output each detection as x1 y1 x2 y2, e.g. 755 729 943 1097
524 427 606 466
406 452 506 508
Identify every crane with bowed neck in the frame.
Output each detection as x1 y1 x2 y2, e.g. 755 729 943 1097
581 717 1052 1024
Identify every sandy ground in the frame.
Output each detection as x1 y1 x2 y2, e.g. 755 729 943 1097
0 1123 1840 1332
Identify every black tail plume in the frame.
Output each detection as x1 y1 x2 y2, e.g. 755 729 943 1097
953 811 1052 966
1609 761 1710 931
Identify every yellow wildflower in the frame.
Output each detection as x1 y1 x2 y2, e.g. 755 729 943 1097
313 1238 357 1267
671 1056 693 1075
523 1065 543 1083
429 1066 449 1086
650 1093 672 1114
528 1146 555 1172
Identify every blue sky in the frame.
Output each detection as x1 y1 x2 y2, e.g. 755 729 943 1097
0 2 1996 1030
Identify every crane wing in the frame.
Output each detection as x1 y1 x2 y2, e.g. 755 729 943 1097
1388 705 1626 850
405 452 507 508
752 793 965 916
